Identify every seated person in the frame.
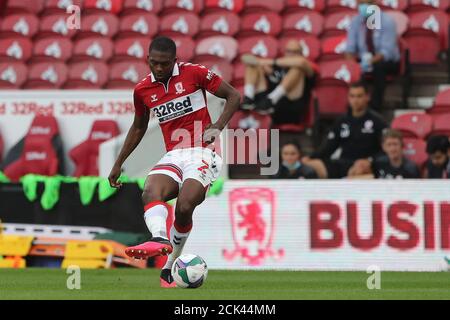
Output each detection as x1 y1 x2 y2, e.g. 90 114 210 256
272 141 318 179
302 81 388 178
370 129 420 179
240 40 316 126
424 135 450 179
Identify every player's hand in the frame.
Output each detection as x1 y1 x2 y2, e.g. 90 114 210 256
108 164 123 188
203 123 222 145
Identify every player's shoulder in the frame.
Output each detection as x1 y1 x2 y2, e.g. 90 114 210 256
178 61 209 73
133 73 152 92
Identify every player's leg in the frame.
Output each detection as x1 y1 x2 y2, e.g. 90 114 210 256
267 67 305 107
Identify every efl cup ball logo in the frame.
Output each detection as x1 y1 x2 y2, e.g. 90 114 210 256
223 187 284 266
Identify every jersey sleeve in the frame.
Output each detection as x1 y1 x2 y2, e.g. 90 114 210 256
133 87 146 116
194 65 223 94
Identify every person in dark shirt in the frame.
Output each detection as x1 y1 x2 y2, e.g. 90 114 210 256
272 141 317 179
303 81 388 178
425 135 450 179
371 129 420 179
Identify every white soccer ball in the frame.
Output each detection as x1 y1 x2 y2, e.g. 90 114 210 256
171 254 208 288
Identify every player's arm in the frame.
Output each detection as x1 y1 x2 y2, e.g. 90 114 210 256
203 81 241 144
108 105 150 188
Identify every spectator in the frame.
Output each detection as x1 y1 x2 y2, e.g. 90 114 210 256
345 0 400 111
272 142 317 179
424 135 450 179
240 40 316 125
370 129 420 179
302 81 387 178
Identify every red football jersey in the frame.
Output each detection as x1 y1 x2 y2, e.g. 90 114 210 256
134 62 223 151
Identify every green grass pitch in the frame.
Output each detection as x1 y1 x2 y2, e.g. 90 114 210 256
0 269 449 300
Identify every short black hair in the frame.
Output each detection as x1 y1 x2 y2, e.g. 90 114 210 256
281 141 303 154
149 36 176 57
426 135 450 154
349 80 370 94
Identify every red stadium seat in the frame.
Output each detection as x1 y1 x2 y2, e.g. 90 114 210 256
284 0 326 13
113 36 150 62
318 59 361 82
159 12 200 37
408 10 449 50
24 62 68 89
431 113 450 136
406 0 450 12
386 10 409 36
403 29 441 64
403 138 428 168
106 61 149 88
70 120 120 177
238 12 282 38
319 35 348 61
42 0 84 15
4 139 59 182
38 13 78 39
65 61 109 89
195 36 238 62
325 0 358 14
231 61 245 86
279 35 321 61
32 37 73 62
72 37 114 62
5 0 45 15
0 62 27 89
281 11 324 37
190 58 233 82
0 38 32 62
428 88 450 114
27 115 60 142
322 11 357 39
238 36 279 58
84 0 123 14
198 11 240 39
203 0 244 14
242 0 284 13
172 36 196 61
162 0 204 14
0 13 39 38
379 0 409 10
76 12 119 39
391 113 433 139
117 13 159 39
121 0 163 15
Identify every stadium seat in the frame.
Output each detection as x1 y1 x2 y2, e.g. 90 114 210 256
84 0 123 14
385 10 409 36
161 0 204 14
75 12 119 39
378 0 409 11
38 13 78 39
72 37 114 62
319 35 348 61
3 139 59 182
159 12 200 37
0 62 27 89
279 35 321 61
0 37 32 62
238 36 279 58
26 115 60 142
69 120 120 177
203 0 245 14
113 36 150 62
231 61 245 86
325 0 357 14
106 61 149 88
116 13 159 39
391 113 433 139
5 0 45 15
281 11 324 38
0 13 39 38
403 138 428 168
408 10 449 50
238 12 282 38
428 88 450 114
406 0 450 12
431 113 450 136
318 59 361 82
284 0 326 13
32 37 73 63
42 0 84 16
194 36 238 62
121 0 163 15
190 58 233 82
65 61 109 89
23 62 68 89
172 36 196 61
322 11 357 39
197 11 240 39
242 0 284 13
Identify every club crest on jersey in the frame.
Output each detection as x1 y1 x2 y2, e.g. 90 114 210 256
151 94 158 102
174 82 185 94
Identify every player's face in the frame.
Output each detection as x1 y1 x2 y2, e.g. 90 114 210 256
348 87 369 113
383 137 403 160
148 50 177 82
430 151 448 168
281 144 301 165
